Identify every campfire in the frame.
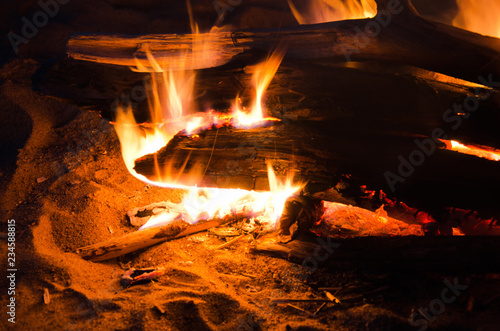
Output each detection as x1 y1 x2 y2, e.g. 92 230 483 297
63 0 500 263
8 0 500 329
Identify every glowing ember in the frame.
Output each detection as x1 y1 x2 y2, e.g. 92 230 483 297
453 0 500 38
440 139 500 161
288 0 376 25
314 202 424 237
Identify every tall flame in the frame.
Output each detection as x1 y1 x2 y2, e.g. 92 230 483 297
233 49 285 127
113 12 300 229
288 0 376 24
453 0 500 38
114 50 200 184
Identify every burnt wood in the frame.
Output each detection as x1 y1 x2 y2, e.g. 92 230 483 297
253 236 500 272
133 119 500 219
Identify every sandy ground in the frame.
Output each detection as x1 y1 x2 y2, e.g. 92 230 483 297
1 1 500 330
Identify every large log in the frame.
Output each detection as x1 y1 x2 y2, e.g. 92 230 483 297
36 54 500 137
133 120 500 219
66 0 500 84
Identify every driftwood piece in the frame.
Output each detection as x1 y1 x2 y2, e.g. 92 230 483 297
253 236 500 272
76 219 224 262
66 0 500 84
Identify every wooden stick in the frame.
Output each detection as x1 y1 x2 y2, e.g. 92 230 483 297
314 303 327 315
76 219 225 262
272 299 331 303
318 287 343 292
285 304 315 317
215 233 247 250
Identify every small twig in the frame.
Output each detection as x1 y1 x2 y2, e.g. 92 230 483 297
216 234 247 250
336 286 391 303
314 291 341 315
483 293 500 307
364 285 390 296
154 304 166 314
318 287 342 292
314 303 327 315
272 299 331 303
286 304 315 317
319 283 364 293
288 89 307 102
337 295 363 303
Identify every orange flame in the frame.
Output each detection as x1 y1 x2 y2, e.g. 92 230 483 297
233 49 285 127
440 139 500 161
113 14 300 229
288 0 376 24
453 0 500 38
143 161 302 230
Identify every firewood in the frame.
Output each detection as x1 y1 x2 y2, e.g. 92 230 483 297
272 299 332 303
66 0 500 84
253 236 500 272
284 304 315 317
215 233 247 250
133 120 500 219
133 121 340 191
76 218 226 262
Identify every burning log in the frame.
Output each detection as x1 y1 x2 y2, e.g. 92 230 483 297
133 120 500 221
66 0 500 84
253 236 500 272
76 218 227 262
133 121 339 191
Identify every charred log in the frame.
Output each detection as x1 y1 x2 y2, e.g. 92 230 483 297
253 236 500 272
133 120 500 220
66 0 500 84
